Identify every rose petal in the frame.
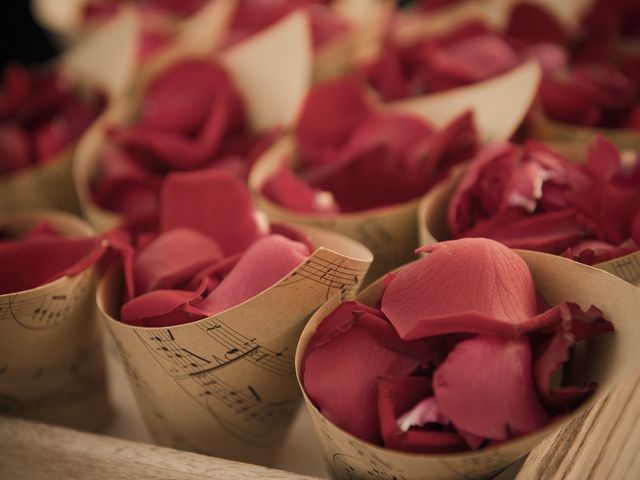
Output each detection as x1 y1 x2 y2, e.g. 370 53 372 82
0 124 31 175
302 303 420 443
196 234 310 315
381 238 539 339
133 228 224 295
433 335 550 440
160 169 264 255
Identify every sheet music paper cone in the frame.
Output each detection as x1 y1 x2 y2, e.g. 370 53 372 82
0 210 109 431
97 226 372 466
417 168 640 286
0 13 137 215
296 251 640 480
249 61 538 285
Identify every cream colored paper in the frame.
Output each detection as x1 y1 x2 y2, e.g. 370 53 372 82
97 226 372 466
0 210 108 431
222 10 313 131
389 60 542 143
0 14 137 215
296 250 640 480
417 168 640 286
528 112 640 152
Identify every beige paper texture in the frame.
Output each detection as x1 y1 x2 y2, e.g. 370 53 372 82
0 13 137 216
0 210 109 431
417 168 640 286
528 112 640 152
97 226 372 466
296 250 640 480
388 60 542 143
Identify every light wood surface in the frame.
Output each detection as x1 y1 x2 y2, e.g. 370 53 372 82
0 415 321 480
517 373 640 480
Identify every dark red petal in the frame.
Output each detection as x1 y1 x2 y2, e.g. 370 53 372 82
506 3 568 45
296 75 374 169
196 234 310 315
0 124 31 175
0 232 105 294
381 238 538 339
434 335 550 440
120 280 207 327
160 169 263 256
133 228 224 295
378 376 466 454
302 303 420 443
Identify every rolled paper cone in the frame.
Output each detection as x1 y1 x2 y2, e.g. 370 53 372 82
528 112 640 152
0 210 109 431
73 10 313 231
417 168 640 286
296 251 640 480
31 0 88 45
96 226 372 466
0 13 137 216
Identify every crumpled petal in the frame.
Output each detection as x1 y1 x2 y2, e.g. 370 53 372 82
0 225 105 294
378 376 466 454
433 335 550 441
133 228 224 295
381 239 539 339
160 169 265 255
195 234 310 316
302 302 420 443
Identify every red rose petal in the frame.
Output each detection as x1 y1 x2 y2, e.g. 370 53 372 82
0 229 105 294
0 124 31 175
160 169 264 255
302 303 420 443
120 280 207 327
433 335 550 440
506 3 568 46
381 238 538 339
133 228 224 295
378 376 466 454
196 234 310 316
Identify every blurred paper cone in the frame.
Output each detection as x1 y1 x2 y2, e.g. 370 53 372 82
249 62 538 284
417 167 640 286
0 210 109 430
296 250 640 479
0 13 137 215
97 226 372 465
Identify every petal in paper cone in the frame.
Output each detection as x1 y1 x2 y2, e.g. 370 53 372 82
0 225 105 294
380 238 538 339
196 234 310 316
378 376 466 454
133 228 224 295
433 334 550 442
302 302 420 443
160 169 264 255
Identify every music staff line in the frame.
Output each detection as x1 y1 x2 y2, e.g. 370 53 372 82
136 330 297 440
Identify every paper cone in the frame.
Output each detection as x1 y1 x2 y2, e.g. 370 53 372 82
296 250 640 480
528 112 640 152
0 210 109 431
249 62 537 285
73 9 313 232
96 226 372 465
417 168 640 286
0 13 137 216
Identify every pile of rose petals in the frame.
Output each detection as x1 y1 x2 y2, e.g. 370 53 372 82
91 58 276 218
301 238 614 452
262 76 478 213
0 64 104 176
447 136 640 264
0 221 105 294
116 169 312 327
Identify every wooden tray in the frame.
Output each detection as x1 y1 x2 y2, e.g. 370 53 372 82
1 339 640 479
